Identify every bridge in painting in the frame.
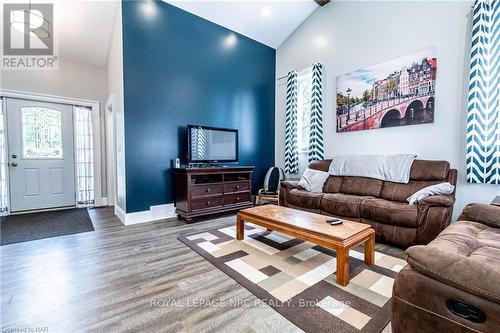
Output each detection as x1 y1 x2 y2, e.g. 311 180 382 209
337 93 435 132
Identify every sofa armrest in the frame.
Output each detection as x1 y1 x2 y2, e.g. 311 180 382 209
279 180 301 207
419 194 455 207
458 203 500 228
416 203 453 245
406 239 500 304
280 180 301 190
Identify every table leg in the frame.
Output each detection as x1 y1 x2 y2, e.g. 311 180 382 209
364 232 375 265
236 214 244 240
336 248 350 286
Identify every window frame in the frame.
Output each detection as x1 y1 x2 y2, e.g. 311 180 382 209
21 107 64 160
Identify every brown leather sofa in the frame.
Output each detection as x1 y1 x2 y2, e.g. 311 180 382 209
279 159 457 248
392 203 500 333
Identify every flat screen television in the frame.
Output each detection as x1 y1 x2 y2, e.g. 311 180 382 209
188 125 238 164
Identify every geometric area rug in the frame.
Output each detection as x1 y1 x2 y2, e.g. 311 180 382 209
177 223 407 333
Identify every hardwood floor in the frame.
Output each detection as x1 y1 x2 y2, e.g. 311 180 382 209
1 207 301 333
1 207 395 333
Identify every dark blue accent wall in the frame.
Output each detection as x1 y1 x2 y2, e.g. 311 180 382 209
122 1 276 213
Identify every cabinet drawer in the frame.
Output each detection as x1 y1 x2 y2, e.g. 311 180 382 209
191 184 223 197
224 192 251 206
224 181 250 193
191 196 223 210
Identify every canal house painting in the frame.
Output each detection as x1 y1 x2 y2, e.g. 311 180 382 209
336 47 437 132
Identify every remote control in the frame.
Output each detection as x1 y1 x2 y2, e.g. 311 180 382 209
328 219 343 225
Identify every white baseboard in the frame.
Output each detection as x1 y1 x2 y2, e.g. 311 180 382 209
115 205 126 223
115 203 176 225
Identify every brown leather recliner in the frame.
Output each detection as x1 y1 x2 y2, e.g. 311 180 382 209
279 159 457 248
392 203 500 333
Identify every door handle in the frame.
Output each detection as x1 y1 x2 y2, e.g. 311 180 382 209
9 162 18 167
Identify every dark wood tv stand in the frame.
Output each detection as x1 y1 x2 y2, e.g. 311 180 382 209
174 166 254 222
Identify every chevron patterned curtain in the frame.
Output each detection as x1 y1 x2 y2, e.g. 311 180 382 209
285 71 299 174
308 63 324 162
466 0 500 184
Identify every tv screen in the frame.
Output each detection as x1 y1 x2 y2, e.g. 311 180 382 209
188 125 238 163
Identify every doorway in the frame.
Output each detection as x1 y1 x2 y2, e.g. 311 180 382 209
1 93 102 214
7 98 76 212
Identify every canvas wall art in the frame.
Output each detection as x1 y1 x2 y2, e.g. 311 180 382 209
336 47 437 132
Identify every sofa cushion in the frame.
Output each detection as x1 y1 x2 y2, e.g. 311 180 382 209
308 159 332 172
406 220 500 304
320 193 366 218
323 176 343 193
340 177 383 197
286 189 323 209
380 180 442 203
362 218 417 248
360 198 418 228
298 168 330 193
409 160 450 181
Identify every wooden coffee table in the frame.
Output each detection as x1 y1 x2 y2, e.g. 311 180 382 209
236 205 375 286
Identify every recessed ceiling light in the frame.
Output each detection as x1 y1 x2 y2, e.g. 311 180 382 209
262 6 272 18
313 35 329 49
224 33 237 48
142 0 157 18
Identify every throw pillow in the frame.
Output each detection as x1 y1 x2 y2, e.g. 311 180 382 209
407 182 455 205
298 168 330 193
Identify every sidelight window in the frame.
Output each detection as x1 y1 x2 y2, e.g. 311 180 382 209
74 105 94 205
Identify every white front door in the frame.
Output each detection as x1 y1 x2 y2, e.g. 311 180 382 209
6 98 76 212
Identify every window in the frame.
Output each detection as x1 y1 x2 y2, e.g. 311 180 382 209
22 107 63 159
296 68 313 152
74 106 94 205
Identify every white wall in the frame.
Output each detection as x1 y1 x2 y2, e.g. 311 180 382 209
276 0 499 218
1 56 109 201
106 3 126 212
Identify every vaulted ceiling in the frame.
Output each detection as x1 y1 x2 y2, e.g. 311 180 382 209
3 1 321 67
166 1 319 48
56 0 119 66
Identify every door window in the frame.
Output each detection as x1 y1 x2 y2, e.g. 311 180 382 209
22 107 63 159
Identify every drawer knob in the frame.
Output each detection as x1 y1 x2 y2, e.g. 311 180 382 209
236 197 240 201
206 201 210 205
236 185 240 189
206 188 210 192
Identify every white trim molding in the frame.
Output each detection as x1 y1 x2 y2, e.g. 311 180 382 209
115 203 176 225
105 94 116 207
0 89 106 210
